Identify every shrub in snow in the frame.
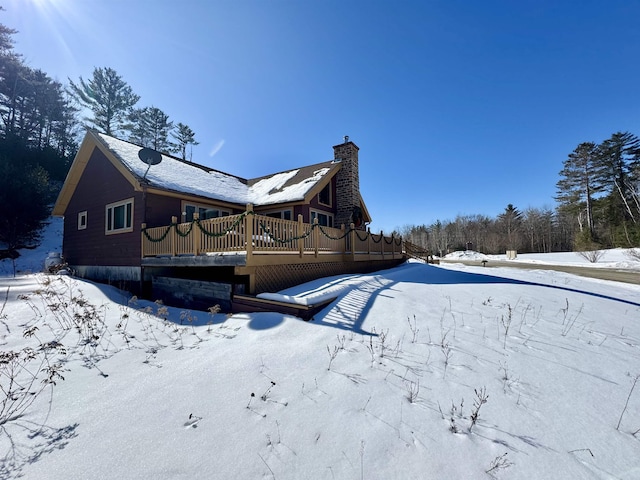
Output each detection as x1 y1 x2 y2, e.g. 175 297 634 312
577 249 605 263
0 326 66 426
468 386 489 432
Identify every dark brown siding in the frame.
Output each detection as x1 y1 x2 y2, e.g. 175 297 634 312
63 147 143 267
144 194 181 227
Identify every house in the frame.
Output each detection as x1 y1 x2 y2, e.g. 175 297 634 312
52 130 405 311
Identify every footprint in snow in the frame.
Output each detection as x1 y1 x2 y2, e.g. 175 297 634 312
184 414 202 428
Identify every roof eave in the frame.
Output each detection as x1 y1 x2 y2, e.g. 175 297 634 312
52 130 143 217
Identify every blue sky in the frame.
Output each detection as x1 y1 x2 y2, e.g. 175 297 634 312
5 0 640 232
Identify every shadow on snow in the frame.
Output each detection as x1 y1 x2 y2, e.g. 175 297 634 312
306 262 640 335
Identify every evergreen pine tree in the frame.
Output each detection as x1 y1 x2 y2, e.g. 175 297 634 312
498 204 523 250
68 67 139 136
555 142 601 239
0 152 52 256
125 106 173 153
171 122 199 161
594 132 640 245
145 106 173 153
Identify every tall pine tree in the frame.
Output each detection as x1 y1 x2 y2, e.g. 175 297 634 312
594 132 640 245
497 204 523 250
125 106 173 153
171 122 199 161
68 67 139 136
555 142 600 239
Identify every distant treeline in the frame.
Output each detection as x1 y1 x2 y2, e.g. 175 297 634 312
398 130 640 255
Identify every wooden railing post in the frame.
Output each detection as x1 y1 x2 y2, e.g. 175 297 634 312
245 204 253 262
380 230 384 258
350 223 356 261
192 212 200 255
171 216 178 256
313 218 319 258
141 223 147 257
298 214 304 257
367 227 371 255
341 224 346 253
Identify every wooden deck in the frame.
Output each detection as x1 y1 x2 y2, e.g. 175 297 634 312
139 207 423 310
141 206 406 268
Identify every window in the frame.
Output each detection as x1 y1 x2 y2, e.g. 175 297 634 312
265 210 293 221
106 198 133 234
318 183 331 206
311 210 333 227
183 203 230 222
78 211 87 230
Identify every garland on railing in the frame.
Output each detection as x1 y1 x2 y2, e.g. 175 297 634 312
142 224 173 243
257 221 311 244
369 233 383 243
353 229 368 242
318 224 351 241
142 211 254 242
175 222 194 237
142 209 403 247
195 212 249 237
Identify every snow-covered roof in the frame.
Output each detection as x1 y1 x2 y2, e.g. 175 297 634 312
96 132 337 206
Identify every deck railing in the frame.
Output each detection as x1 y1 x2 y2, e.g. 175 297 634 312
141 204 405 261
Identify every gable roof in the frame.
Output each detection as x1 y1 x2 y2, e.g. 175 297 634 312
53 130 341 216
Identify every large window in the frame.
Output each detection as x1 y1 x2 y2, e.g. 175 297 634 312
311 210 333 227
264 210 293 221
318 183 331 206
183 203 230 222
106 198 133 234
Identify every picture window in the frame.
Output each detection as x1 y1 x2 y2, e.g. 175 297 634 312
311 210 333 227
106 198 133 234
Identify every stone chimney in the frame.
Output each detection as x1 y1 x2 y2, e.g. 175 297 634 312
333 136 362 228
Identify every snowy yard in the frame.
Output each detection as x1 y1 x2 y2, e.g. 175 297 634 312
1 222 639 479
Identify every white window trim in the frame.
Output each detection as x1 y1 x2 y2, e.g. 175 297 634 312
78 211 87 230
263 209 293 221
105 198 134 235
181 201 231 221
310 209 334 228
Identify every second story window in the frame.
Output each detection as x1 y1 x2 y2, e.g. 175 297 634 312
318 183 331 206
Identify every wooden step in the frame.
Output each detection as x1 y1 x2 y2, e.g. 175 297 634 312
231 294 336 320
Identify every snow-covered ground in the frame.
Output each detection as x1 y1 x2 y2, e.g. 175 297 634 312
1 224 639 479
445 248 640 270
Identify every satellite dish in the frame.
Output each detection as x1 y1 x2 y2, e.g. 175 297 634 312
138 148 162 166
138 148 162 179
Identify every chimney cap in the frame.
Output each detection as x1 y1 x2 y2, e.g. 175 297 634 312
343 135 349 143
